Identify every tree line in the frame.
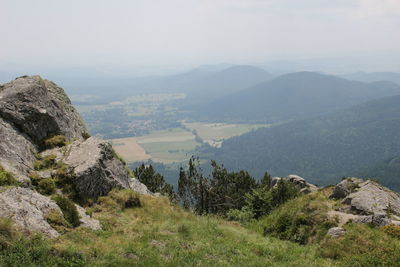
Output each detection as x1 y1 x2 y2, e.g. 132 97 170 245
135 157 299 221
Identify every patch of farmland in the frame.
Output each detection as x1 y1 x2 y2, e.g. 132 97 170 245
182 122 268 147
110 137 151 162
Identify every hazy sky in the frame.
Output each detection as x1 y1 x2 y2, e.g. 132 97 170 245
1 0 400 73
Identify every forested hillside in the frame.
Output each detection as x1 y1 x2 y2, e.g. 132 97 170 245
200 71 400 122
199 94 400 189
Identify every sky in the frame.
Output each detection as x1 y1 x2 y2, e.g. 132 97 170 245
1 0 400 75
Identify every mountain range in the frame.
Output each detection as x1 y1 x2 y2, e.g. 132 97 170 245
199 71 400 122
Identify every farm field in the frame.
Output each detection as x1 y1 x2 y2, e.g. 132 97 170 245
109 137 151 162
110 128 201 164
182 122 268 147
110 123 267 164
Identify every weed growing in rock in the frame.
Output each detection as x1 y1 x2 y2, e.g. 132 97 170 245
0 166 20 187
52 195 81 227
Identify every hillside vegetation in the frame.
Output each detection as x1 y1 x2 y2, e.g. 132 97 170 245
199 94 400 188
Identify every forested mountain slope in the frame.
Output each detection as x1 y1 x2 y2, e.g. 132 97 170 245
199 94 400 189
200 71 400 122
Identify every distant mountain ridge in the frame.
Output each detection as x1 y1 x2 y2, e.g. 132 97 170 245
342 72 400 85
200 71 400 122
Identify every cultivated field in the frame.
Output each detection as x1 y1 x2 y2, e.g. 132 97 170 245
109 138 151 162
110 128 201 164
110 123 267 163
182 122 267 147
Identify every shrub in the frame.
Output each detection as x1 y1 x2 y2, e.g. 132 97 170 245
44 135 67 149
0 217 16 248
262 192 336 244
321 224 400 266
52 195 81 227
245 188 272 219
37 178 57 195
46 209 70 232
0 234 86 267
382 225 400 239
97 189 141 211
226 206 255 223
82 132 91 140
33 155 57 171
0 165 20 186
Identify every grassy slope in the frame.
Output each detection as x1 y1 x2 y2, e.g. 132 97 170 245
53 195 333 267
247 189 400 267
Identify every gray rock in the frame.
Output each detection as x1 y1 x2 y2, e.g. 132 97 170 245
342 180 400 216
0 187 61 238
75 204 101 231
286 174 319 193
330 178 364 199
353 214 391 227
49 137 151 198
0 118 36 183
271 175 318 193
0 76 87 147
327 227 346 238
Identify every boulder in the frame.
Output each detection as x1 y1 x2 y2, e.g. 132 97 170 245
0 76 87 147
42 137 151 198
327 227 346 238
0 118 36 183
75 204 101 231
271 175 318 193
330 178 364 199
286 174 319 193
0 187 61 238
342 180 400 216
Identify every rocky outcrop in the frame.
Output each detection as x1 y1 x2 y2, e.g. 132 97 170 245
0 76 87 146
0 187 62 238
0 76 87 182
42 137 151 198
330 177 363 199
330 178 400 227
0 118 36 183
0 76 150 238
271 175 318 193
342 180 400 216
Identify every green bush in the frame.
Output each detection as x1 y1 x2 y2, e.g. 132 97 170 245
46 209 70 232
33 155 57 171
0 217 16 248
321 224 400 266
226 206 255 223
37 178 57 195
261 192 336 244
97 189 141 211
52 195 81 227
0 234 86 267
0 165 20 186
82 132 91 140
44 135 67 149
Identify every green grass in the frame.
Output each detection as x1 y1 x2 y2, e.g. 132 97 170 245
53 194 334 267
3 188 400 266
